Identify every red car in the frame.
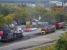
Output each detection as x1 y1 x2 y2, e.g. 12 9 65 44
54 22 64 29
0 31 3 40
24 28 38 32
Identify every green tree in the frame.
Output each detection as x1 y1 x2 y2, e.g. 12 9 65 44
55 13 65 22
34 6 54 22
4 14 14 25
0 4 16 16
14 6 30 21
0 15 5 28
0 4 9 16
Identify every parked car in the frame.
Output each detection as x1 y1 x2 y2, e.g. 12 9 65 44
0 26 23 42
32 19 39 28
23 28 41 36
13 26 23 39
41 23 56 35
24 28 38 32
54 22 64 29
0 31 3 40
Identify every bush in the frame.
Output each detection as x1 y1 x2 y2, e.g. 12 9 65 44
33 48 41 50
44 45 55 50
56 32 67 50
33 32 67 50
33 44 55 50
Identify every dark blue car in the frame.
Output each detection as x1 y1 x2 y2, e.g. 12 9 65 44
0 25 23 42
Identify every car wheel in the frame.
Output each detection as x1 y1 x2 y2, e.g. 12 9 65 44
1 38 10 42
12 33 17 40
41 31 46 35
17 33 23 38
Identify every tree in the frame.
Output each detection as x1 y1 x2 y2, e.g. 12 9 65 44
14 6 30 21
0 15 5 29
4 14 14 25
34 6 54 22
35 7 49 16
0 4 9 16
0 4 16 16
55 13 65 22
